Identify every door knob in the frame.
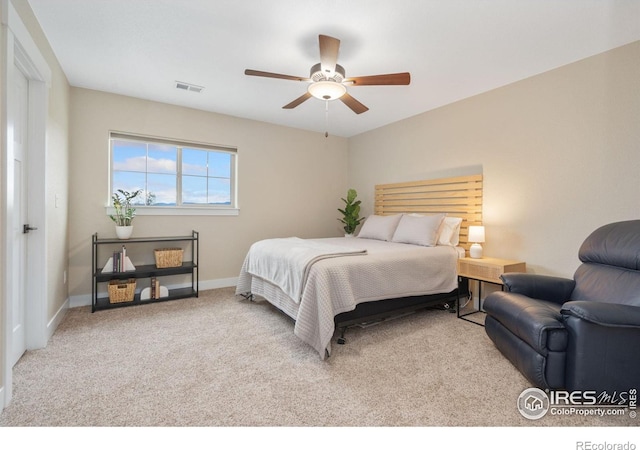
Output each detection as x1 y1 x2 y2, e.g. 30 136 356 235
23 224 38 233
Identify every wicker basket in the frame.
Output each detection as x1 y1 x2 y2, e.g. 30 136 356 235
154 248 184 268
108 279 136 303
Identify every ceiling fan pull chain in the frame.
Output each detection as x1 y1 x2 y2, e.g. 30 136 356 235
324 100 329 138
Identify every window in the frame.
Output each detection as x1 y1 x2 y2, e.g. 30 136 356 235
109 132 237 214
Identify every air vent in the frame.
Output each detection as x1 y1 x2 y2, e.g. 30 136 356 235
175 81 204 93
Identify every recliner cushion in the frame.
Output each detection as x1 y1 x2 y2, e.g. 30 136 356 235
579 220 640 270
483 291 567 354
571 263 640 306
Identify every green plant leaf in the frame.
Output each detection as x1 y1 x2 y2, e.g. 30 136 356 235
338 188 362 234
109 189 141 227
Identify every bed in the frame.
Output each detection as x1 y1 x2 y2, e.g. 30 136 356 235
236 174 483 358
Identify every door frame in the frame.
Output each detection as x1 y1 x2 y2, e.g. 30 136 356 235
1 0 50 408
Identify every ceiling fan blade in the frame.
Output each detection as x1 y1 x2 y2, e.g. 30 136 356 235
340 93 369 114
283 92 312 109
319 34 340 74
244 69 309 82
344 72 411 86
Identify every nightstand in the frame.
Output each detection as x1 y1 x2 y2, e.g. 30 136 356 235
457 256 526 326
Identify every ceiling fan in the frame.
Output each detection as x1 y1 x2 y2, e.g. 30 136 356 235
244 34 410 114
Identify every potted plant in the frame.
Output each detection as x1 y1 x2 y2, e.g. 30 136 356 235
110 189 142 239
338 188 364 236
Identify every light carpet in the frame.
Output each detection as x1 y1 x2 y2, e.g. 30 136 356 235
0 287 633 428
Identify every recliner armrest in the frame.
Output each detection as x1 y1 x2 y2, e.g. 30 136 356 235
561 301 640 328
500 273 575 304
561 300 640 392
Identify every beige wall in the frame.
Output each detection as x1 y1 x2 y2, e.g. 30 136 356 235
348 41 640 278
68 88 349 301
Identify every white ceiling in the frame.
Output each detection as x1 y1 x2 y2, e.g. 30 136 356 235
27 0 640 138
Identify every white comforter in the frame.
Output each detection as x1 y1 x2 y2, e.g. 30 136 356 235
236 237 460 359
244 237 367 302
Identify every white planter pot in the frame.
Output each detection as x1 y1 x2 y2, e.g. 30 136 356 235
115 225 133 240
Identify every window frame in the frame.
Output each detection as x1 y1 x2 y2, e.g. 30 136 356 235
107 131 239 216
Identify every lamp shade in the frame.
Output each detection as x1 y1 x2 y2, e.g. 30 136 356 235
468 225 485 243
307 80 346 101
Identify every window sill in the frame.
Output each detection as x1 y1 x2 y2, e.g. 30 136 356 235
105 206 239 217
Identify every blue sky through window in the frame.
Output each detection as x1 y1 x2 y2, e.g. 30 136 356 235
112 139 233 206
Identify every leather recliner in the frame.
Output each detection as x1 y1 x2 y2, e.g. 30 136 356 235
483 220 640 393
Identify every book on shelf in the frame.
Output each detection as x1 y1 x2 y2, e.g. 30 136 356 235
101 245 135 273
140 283 168 300
150 277 156 299
148 277 162 300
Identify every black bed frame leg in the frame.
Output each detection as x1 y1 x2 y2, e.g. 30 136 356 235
337 327 347 345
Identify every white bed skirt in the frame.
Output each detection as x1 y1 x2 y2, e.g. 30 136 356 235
244 276 300 321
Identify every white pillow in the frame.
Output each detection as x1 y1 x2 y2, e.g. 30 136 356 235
391 213 445 246
357 214 403 241
438 217 463 246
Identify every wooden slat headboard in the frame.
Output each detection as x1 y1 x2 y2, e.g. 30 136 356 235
374 174 483 252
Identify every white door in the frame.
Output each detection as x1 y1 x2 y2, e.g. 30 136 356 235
9 64 29 367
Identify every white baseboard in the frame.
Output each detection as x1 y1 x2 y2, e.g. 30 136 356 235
46 297 70 342
198 277 238 291
69 276 239 308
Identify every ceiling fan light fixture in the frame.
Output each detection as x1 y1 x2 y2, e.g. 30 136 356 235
307 80 346 101
245 34 409 114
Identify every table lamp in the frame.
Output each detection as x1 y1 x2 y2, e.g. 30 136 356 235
468 225 485 258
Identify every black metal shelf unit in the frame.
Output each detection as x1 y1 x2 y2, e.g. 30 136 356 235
91 231 199 312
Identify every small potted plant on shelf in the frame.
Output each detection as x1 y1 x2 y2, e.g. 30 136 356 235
338 188 363 237
110 189 142 239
